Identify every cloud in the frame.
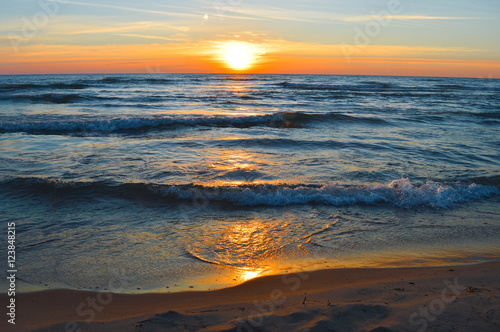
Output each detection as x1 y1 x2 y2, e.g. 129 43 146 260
343 15 472 22
0 36 18 43
172 26 190 32
68 22 165 35
207 6 336 23
48 0 199 18
116 34 187 42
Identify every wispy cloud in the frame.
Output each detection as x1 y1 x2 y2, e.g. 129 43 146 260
49 0 198 18
116 34 187 42
372 45 486 53
343 15 473 22
262 41 486 58
68 22 165 35
207 6 336 23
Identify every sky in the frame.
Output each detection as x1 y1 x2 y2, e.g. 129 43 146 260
1 0 499 77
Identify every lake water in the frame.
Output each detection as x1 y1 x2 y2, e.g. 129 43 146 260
1 73 499 292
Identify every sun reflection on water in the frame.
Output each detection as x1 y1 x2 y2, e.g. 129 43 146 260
239 268 263 281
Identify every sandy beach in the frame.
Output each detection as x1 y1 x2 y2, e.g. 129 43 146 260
3 261 498 332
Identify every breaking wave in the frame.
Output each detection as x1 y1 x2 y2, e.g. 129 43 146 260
3 177 498 209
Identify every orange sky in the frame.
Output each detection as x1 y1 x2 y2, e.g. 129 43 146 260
2 42 499 78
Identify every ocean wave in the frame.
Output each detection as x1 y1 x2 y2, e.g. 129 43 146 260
279 81 497 95
0 112 389 134
101 77 123 83
213 76 256 81
143 78 172 84
280 82 346 90
282 112 389 125
472 112 500 119
37 93 86 104
360 81 393 89
0 114 278 133
153 178 498 208
435 84 465 89
468 175 500 187
2 178 498 209
0 83 88 91
214 138 391 151
99 77 172 84
280 82 393 91
1 93 90 104
411 110 500 120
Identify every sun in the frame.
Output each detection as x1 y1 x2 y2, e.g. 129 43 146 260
220 41 259 71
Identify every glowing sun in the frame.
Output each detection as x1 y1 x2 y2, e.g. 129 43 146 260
220 41 260 70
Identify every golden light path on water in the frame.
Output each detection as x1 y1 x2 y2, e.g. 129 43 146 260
240 268 263 282
156 150 498 291
173 192 500 293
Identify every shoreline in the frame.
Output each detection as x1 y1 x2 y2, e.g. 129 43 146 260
12 257 500 295
4 261 499 331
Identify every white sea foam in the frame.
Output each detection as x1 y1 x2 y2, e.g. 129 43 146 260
155 178 499 208
7 177 496 209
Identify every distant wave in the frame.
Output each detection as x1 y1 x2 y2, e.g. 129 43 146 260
211 138 392 151
100 77 172 84
0 93 95 104
213 76 255 81
281 82 348 91
36 93 86 104
0 112 390 134
279 81 497 94
0 78 173 92
435 110 500 120
282 112 389 125
2 177 498 209
435 84 465 89
101 77 121 83
360 81 393 89
143 78 173 84
280 82 393 91
1 92 159 105
0 114 279 134
4 93 93 104
401 110 500 123
0 83 88 91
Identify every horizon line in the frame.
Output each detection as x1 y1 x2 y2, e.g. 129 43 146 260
0 72 497 80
